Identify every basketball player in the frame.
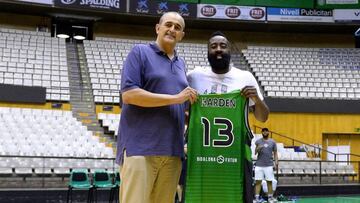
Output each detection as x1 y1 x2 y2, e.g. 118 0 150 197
186 31 269 203
187 31 269 122
116 12 197 203
255 128 278 203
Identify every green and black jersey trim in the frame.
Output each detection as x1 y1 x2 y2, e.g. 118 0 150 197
243 98 254 203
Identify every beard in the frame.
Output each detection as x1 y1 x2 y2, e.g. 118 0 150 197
263 135 269 139
208 52 231 72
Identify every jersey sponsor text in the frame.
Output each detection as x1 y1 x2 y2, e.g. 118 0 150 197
196 155 238 164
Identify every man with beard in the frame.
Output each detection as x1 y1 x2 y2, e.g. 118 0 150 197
187 31 269 122
186 31 269 203
255 128 278 203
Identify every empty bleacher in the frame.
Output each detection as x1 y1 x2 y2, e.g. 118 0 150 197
242 46 360 99
0 107 115 179
0 27 70 101
98 112 120 137
84 37 209 104
83 37 126 104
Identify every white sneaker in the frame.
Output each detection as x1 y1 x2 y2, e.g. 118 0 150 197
253 198 261 203
253 198 265 203
268 197 277 203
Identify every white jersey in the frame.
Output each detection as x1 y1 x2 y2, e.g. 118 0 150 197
187 66 263 106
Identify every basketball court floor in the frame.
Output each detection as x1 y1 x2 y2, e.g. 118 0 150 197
273 195 360 203
297 195 360 203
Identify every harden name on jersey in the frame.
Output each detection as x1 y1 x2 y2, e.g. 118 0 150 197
200 97 236 108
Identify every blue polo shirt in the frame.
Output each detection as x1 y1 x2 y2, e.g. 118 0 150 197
116 43 188 164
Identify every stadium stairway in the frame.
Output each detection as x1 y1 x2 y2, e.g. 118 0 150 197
66 41 116 149
231 45 250 71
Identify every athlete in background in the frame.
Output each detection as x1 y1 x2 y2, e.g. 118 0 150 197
255 128 278 203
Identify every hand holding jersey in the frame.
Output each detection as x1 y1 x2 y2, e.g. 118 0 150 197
177 86 198 104
241 86 261 103
241 85 269 122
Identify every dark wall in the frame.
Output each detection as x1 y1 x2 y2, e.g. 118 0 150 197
265 97 360 114
0 84 46 104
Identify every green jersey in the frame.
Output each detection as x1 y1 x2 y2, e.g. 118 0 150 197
186 90 253 203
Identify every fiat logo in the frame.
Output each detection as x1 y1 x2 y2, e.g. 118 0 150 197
225 6 240 18
201 5 216 17
250 8 265 19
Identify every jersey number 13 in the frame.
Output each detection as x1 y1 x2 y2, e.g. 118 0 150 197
201 117 234 148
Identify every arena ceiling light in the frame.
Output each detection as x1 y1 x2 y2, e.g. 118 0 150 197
56 33 70 39
52 17 93 40
56 23 71 39
73 26 87 40
73 35 85 40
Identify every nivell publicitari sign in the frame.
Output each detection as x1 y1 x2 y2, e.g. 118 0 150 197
54 0 126 12
267 7 334 23
197 4 266 21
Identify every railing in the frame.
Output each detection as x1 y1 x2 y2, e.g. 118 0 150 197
0 154 117 188
253 125 360 184
273 160 360 185
253 125 360 162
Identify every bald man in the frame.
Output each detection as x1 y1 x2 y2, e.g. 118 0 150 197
116 12 197 203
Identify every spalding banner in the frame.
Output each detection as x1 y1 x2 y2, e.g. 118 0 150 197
54 0 126 12
197 4 266 21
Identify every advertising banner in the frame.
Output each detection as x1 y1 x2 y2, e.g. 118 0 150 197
200 0 255 6
0 84 46 104
327 0 358 4
17 0 53 4
54 0 126 12
169 0 198 2
255 0 314 9
267 7 334 23
316 0 360 9
129 0 197 17
333 9 360 21
197 4 266 21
